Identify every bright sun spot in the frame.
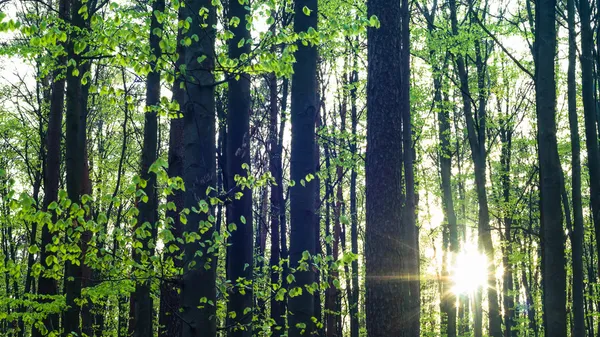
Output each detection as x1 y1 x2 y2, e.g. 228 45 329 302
451 246 488 295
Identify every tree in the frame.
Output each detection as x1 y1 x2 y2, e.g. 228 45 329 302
534 1 566 336
567 0 584 333
63 0 88 335
130 0 165 335
365 0 419 336
287 0 318 335
35 0 69 335
226 0 254 333
180 0 217 336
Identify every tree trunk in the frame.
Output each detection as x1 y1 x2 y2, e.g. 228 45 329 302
35 1 69 336
579 0 600 296
365 0 419 335
158 5 185 337
287 0 318 334
567 0 585 334
400 0 420 334
348 39 360 337
226 0 254 334
268 30 285 337
63 0 87 334
131 0 164 335
534 1 567 336
180 0 217 336
436 58 457 337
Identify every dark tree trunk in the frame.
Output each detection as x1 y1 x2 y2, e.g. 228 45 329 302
400 0 420 334
436 58 457 337
158 6 185 337
567 0 585 334
534 1 567 336
500 110 514 337
63 0 87 334
131 0 165 335
180 0 217 336
226 0 254 334
348 39 360 337
314 109 322 336
287 0 318 335
35 1 69 336
579 0 600 295
279 76 290 322
365 0 419 336
268 38 285 336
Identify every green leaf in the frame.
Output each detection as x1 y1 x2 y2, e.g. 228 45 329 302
302 6 312 16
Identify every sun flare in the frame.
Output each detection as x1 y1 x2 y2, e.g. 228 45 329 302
451 246 489 295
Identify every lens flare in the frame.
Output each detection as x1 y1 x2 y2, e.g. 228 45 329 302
451 246 488 295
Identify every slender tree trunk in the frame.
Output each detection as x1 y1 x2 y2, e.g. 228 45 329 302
268 36 285 337
401 0 420 334
287 0 318 334
158 6 185 336
579 0 600 291
567 0 585 334
226 0 254 334
35 1 69 336
500 115 514 337
63 0 87 334
348 39 360 337
535 1 567 336
279 76 290 321
436 58 457 337
180 0 217 336
131 0 164 335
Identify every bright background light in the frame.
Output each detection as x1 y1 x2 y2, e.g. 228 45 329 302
451 245 488 295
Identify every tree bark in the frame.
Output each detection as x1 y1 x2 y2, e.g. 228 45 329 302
63 0 87 334
35 1 69 336
534 1 567 336
158 5 185 337
131 0 164 335
348 38 360 337
579 0 600 297
567 0 585 334
180 0 217 336
287 0 318 334
365 0 419 336
226 0 254 334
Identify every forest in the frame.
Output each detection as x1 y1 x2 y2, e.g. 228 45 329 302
0 0 593 336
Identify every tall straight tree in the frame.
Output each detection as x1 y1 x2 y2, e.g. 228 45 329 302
268 10 285 335
578 0 600 284
348 38 360 337
63 0 87 335
400 0 420 334
35 0 69 335
131 0 164 335
567 0 584 333
287 0 318 335
534 0 566 336
226 0 254 333
365 0 419 335
180 0 217 336
159 6 185 337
